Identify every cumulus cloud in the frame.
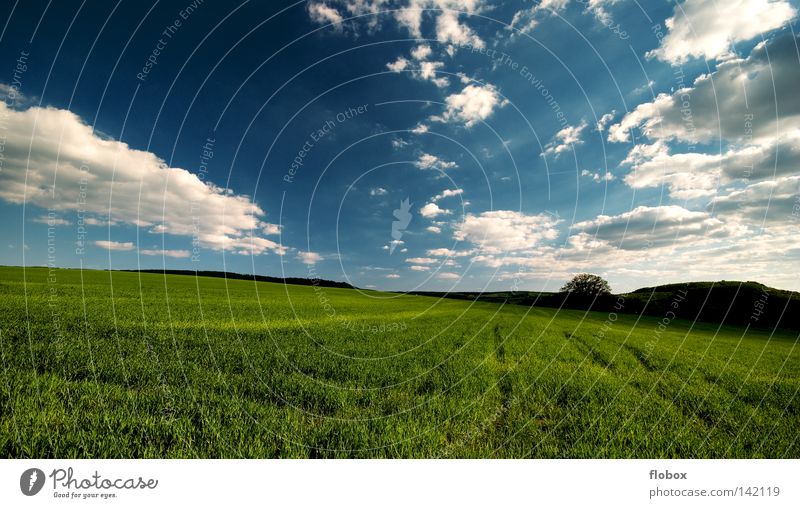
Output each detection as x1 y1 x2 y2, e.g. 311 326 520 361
406 256 437 264
427 247 473 257
435 10 484 48
434 83 508 128
307 1 486 47
709 174 800 225
140 249 191 258
415 153 457 170
386 56 450 88
411 44 432 60
411 123 429 134
388 43 451 87
382 239 405 251
508 0 620 35
297 251 323 264
409 265 430 271
420 202 451 217
397 1 487 47
612 35 800 200
610 34 800 145
596 112 615 132
581 169 615 183
0 102 286 257
307 2 345 28
386 273 401 278
95 240 135 251
622 132 800 199
431 188 463 202
418 60 449 87
426 226 442 233
262 222 281 235
391 137 410 149
31 215 71 226
386 56 409 72
370 187 389 196
542 121 588 158
436 271 460 279
648 0 796 64
453 210 561 254
571 205 733 250
84 217 117 226
508 0 569 34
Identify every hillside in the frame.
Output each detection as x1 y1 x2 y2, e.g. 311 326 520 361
0 266 797 458
409 281 800 331
122 269 354 289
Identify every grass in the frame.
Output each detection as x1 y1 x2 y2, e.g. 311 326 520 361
0 266 798 458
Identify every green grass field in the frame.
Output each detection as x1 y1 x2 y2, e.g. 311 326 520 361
0 266 797 458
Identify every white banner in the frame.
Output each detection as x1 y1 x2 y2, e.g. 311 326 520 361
1 459 797 507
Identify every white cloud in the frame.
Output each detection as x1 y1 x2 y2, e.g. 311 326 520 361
435 83 508 128
391 137 410 149
0 102 288 257
571 205 734 250
509 9 539 35
648 0 796 64
31 215 71 226
307 2 345 29
262 222 281 235
612 35 800 200
508 0 619 35
453 210 561 254
431 188 463 202
581 169 615 183
435 10 484 48
445 201 799 292
542 121 588 158
508 0 569 34
83 217 117 226
370 187 389 196
709 174 800 225
386 273 401 278
406 257 437 264
420 202 451 217
611 34 800 145
437 271 460 280
585 0 621 23
622 132 800 199
386 56 409 72
308 1 487 48
409 265 430 271
140 249 191 258
426 248 474 264
411 44 432 60
418 60 449 87
411 123 429 134
415 153 457 170
596 112 615 132
427 247 463 257
426 225 442 233
297 251 323 264
390 45 450 88
382 239 405 251
395 1 424 37
95 240 135 251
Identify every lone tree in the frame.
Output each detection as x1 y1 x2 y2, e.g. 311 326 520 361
561 273 611 296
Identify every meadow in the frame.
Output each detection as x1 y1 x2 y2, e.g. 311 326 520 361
0 266 797 458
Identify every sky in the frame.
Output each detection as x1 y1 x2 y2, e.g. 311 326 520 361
0 0 798 293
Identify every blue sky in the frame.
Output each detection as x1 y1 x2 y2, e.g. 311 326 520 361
1 0 799 292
